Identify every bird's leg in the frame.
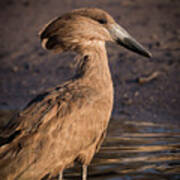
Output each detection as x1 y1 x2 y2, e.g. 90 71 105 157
58 171 63 180
82 165 87 180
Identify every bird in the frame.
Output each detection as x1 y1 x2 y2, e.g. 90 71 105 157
0 8 151 180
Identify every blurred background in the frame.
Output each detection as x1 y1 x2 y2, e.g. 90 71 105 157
0 0 180 179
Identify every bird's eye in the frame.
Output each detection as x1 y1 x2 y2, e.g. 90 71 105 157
98 19 107 24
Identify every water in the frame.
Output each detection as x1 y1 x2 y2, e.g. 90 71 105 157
0 111 180 179
65 118 180 180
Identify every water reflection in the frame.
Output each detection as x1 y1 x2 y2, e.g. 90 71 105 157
0 111 180 180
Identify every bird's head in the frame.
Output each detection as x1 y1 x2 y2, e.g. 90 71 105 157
39 8 151 58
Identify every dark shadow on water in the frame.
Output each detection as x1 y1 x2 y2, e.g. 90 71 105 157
0 110 180 180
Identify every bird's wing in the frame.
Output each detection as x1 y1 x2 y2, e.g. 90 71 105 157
0 87 59 145
0 81 105 150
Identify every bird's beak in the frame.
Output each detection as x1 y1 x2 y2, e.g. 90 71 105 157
109 24 152 58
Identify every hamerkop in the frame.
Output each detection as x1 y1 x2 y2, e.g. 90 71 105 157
0 8 151 180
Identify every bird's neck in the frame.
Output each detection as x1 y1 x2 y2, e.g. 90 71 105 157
74 42 113 91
